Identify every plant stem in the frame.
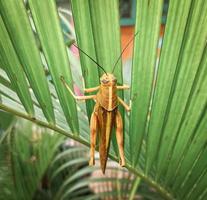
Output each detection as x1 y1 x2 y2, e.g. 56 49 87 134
0 103 174 200
129 176 140 200
126 164 174 200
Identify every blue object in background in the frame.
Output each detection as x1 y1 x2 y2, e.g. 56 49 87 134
120 0 136 26
120 0 169 26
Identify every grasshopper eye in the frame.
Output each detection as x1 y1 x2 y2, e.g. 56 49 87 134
102 79 109 84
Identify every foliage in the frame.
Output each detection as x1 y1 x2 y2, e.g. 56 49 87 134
0 119 149 200
0 0 207 199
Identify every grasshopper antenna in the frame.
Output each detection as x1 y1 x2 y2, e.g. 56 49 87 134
73 44 108 75
112 31 139 73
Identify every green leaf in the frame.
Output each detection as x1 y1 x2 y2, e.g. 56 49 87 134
88 0 122 76
0 110 13 132
0 119 64 200
28 0 79 133
155 0 207 180
129 0 164 167
0 15 34 115
144 0 193 174
164 45 207 186
70 0 100 117
0 0 55 123
129 177 141 200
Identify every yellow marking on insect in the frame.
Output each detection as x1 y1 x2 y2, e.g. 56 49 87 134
105 112 112 147
108 86 112 110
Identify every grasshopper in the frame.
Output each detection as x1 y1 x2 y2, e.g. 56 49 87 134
61 33 137 173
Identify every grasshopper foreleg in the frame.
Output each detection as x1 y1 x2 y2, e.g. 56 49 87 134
115 110 126 167
89 111 98 166
60 76 95 101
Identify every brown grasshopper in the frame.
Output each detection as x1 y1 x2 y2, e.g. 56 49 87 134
61 33 137 173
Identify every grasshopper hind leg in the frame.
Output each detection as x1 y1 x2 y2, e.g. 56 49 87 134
115 110 126 167
89 111 98 166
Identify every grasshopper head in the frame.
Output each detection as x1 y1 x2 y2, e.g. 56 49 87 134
100 73 117 86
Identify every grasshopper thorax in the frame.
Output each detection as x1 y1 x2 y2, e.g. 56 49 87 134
97 73 118 111
100 73 117 86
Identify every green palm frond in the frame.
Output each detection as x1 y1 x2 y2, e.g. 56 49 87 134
0 119 64 200
0 0 207 199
